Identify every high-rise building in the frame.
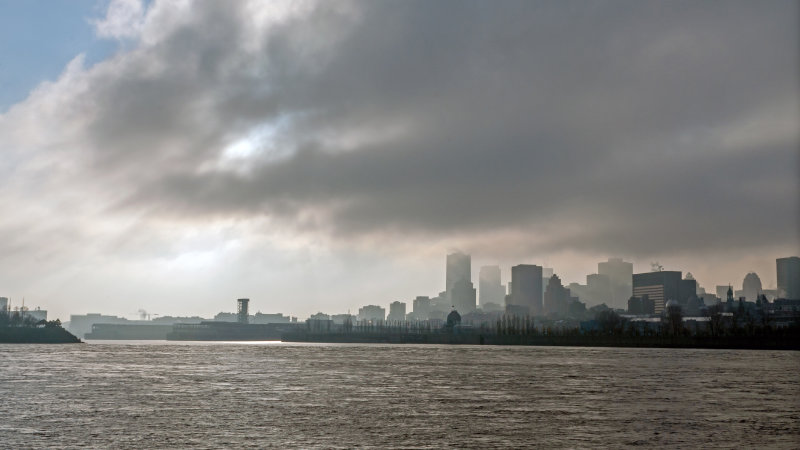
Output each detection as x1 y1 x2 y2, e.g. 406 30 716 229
587 273 612 306
0 297 7 312
632 271 682 314
357 305 386 323
508 264 543 315
387 301 407 322
598 258 633 309
411 296 431 320
627 296 656 315
776 257 800 300
678 277 698 306
479 265 505 306
541 268 554 295
451 279 477 313
543 275 570 316
741 272 762 301
446 252 471 292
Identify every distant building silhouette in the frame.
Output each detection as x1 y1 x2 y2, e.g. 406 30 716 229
716 285 732 301
679 277 698 307
544 275 571 316
587 273 612 305
598 258 633 309
446 309 462 328
777 257 800 299
542 267 554 295
330 313 356 325
387 301 406 322
446 252 471 292
741 272 762 301
632 271 683 314
627 296 656 315
0 297 7 312
408 296 431 321
251 313 292 324
428 291 451 321
309 312 331 321
237 298 250 324
508 264 542 315
451 279 477 313
479 265 505 306
357 305 385 323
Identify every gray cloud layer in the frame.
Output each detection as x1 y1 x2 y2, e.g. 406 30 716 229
111 1 798 255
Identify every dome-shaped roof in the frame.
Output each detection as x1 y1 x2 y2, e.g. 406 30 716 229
665 299 680 309
446 309 461 326
664 300 681 309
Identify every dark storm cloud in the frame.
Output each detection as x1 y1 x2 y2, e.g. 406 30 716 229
90 0 799 255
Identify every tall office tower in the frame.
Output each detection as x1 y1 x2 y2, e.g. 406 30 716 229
541 268 554 295
632 271 682 314
508 264 543 315
357 305 386 323
741 272 763 301
387 301 407 322
451 279 477 313
776 257 800 299
0 297 7 312
598 258 633 309
479 265 505 306
678 277 698 305
412 296 431 319
446 252 471 292
586 273 612 306
543 275 569 316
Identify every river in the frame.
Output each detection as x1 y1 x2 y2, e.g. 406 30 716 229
1 342 798 448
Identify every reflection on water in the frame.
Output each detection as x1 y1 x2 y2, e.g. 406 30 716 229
1 343 798 448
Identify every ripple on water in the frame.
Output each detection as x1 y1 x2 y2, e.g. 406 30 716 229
0 344 798 448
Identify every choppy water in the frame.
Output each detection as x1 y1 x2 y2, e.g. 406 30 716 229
0 342 798 448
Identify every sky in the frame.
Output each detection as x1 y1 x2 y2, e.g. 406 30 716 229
0 0 798 321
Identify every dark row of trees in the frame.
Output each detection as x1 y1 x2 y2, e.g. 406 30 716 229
0 310 61 329
592 305 800 341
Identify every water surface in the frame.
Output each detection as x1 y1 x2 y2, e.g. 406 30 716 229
1 343 798 448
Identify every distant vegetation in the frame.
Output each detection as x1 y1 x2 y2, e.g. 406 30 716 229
0 310 62 329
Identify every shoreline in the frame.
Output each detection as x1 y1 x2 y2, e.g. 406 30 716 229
280 331 800 351
0 327 82 344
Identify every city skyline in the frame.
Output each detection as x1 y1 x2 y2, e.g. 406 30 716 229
0 0 798 321
5 252 796 323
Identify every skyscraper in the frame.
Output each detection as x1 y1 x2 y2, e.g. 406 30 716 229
776 257 800 300
451 279 477 313
508 264 543 315
598 258 633 309
411 296 431 320
632 271 682 314
587 273 612 306
543 275 570 316
446 252 471 292
479 265 505 306
387 301 406 322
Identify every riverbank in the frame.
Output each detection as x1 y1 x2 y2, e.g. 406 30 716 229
281 331 800 350
0 327 82 344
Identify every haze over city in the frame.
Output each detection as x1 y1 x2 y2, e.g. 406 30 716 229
0 0 798 321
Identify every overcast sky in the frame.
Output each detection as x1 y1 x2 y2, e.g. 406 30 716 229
1 0 797 320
